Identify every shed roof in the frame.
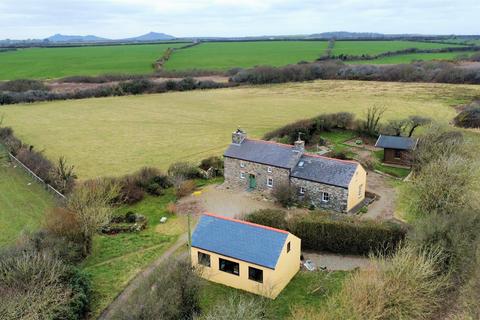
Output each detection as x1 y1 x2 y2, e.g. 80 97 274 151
291 154 358 188
224 139 302 169
192 213 289 269
375 135 418 150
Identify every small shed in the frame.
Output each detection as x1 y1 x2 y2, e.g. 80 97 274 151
191 213 301 298
375 135 418 167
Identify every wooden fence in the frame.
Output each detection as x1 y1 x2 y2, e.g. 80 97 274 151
8 152 66 200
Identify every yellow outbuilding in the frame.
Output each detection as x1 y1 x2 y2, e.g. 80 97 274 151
191 213 301 299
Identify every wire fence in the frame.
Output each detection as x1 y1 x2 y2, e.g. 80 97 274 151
8 152 66 201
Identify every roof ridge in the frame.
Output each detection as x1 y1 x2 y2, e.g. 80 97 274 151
203 212 289 234
246 138 295 149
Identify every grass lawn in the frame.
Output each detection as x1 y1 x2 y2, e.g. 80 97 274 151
332 40 466 57
2 80 479 179
0 144 54 246
164 41 328 70
373 150 411 178
351 51 475 64
0 43 186 80
200 270 347 319
81 190 188 318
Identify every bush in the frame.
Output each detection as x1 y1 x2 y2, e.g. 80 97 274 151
175 180 196 198
15 146 55 183
119 79 154 95
453 103 480 128
199 156 224 177
244 209 288 230
271 182 299 207
264 118 316 143
114 257 201 320
201 294 268 320
0 79 48 92
116 175 145 204
168 161 201 179
44 207 82 241
289 213 406 255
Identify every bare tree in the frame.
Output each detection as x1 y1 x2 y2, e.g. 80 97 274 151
67 178 120 256
51 156 77 194
364 105 386 136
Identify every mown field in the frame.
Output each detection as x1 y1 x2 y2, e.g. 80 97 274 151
2 80 479 179
0 144 54 245
351 51 475 64
331 40 466 57
164 41 328 70
0 43 186 80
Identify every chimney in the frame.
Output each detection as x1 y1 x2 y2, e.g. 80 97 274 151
293 132 305 153
232 128 247 145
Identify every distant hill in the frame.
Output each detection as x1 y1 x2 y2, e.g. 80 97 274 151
123 32 175 42
307 31 424 39
46 34 108 43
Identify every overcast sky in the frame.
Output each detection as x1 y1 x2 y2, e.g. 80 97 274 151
1 0 479 39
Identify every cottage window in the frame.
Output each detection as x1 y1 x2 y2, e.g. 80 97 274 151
358 184 363 197
240 172 245 179
240 161 246 168
287 241 291 253
219 258 240 276
394 150 402 159
267 177 274 188
299 187 306 195
322 192 330 202
198 252 211 267
267 166 273 173
248 267 263 283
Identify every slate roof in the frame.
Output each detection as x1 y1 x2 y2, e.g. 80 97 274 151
291 154 358 188
192 213 289 269
224 139 302 169
375 135 418 150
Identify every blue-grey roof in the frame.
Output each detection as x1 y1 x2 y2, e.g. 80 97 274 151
192 214 289 269
375 135 417 150
224 139 302 169
291 154 358 188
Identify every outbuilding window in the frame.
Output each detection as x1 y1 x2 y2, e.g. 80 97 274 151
248 267 263 283
394 150 402 159
267 178 273 188
198 252 211 267
322 192 330 203
219 258 239 276
287 241 291 253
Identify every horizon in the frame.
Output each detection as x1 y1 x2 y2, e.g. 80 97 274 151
1 0 479 40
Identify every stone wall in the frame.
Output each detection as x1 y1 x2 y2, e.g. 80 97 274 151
224 157 290 192
291 177 349 212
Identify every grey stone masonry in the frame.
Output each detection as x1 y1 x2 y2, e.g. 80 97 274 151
291 177 348 212
224 157 290 192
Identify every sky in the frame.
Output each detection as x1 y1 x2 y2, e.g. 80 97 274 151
0 0 479 39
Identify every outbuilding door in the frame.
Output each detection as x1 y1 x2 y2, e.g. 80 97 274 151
249 174 256 189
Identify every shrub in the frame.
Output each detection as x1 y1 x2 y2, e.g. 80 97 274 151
168 161 201 179
116 175 145 204
319 246 449 320
453 103 480 128
245 209 288 230
119 79 154 95
114 257 201 320
289 213 406 255
175 180 196 198
0 79 48 92
43 207 82 241
199 156 224 177
264 118 315 143
15 146 55 183
201 294 268 320
272 182 299 207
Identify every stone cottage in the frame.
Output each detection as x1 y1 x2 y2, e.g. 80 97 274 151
224 129 367 213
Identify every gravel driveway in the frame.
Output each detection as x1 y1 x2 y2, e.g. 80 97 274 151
303 251 371 271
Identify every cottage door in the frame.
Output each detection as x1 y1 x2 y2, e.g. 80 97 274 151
249 174 256 189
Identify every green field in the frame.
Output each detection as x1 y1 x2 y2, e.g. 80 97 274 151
0 144 54 245
351 51 475 64
0 43 186 80
164 41 328 70
2 80 480 179
331 40 466 57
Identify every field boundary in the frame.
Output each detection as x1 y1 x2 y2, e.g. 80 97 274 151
7 151 66 200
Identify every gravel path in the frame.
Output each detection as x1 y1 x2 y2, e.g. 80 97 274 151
303 251 371 271
363 171 397 220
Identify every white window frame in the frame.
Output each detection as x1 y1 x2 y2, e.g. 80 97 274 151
240 172 245 179
240 161 245 168
299 187 306 195
322 192 330 203
267 166 273 173
358 184 363 197
267 177 274 188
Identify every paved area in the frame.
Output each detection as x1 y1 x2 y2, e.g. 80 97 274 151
178 184 277 218
303 251 371 271
362 171 397 220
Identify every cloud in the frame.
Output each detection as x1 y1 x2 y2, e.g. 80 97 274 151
0 0 478 39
